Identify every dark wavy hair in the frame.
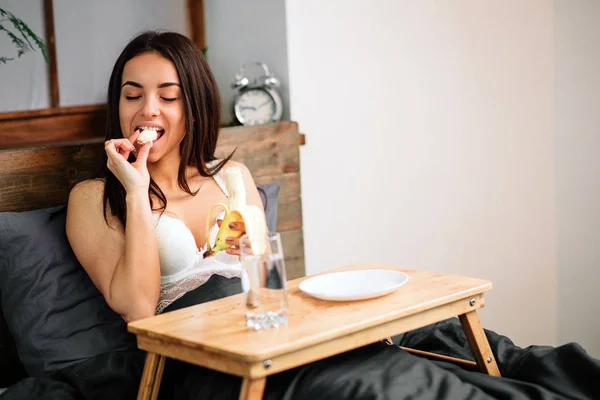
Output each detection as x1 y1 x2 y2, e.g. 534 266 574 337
102 31 233 226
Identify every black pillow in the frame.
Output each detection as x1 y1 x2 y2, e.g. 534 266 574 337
0 206 136 378
257 182 280 233
0 310 27 387
0 184 280 378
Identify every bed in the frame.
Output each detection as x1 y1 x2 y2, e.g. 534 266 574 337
0 121 306 392
1 120 598 399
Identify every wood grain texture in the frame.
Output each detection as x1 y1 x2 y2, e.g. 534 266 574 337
0 105 106 149
215 121 301 177
0 141 105 212
280 228 304 280
0 121 305 277
128 264 493 365
137 353 162 400
129 263 499 386
43 0 59 108
135 291 487 380
136 335 254 377
400 346 478 370
187 0 205 51
239 377 266 400
459 311 501 376
0 107 305 150
151 355 166 400
283 257 304 281
0 104 106 121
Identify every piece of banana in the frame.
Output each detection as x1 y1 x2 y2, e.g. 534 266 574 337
136 128 159 145
204 166 267 257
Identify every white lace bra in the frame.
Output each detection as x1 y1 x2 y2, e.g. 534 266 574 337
153 164 242 314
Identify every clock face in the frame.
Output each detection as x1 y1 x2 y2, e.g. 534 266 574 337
234 88 277 126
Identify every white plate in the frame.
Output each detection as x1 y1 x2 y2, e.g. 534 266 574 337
298 269 409 301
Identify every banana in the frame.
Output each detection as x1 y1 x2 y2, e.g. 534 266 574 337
204 166 267 257
136 127 159 144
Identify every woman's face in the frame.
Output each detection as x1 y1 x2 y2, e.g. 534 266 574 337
119 52 186 163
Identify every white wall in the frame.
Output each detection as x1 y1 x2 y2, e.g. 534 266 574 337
53 0 188 107
0 0 188 112
0 0 49 112
1 0 290 123
286 0 557 348
204 0 290 125
555 0 600 357
4 0 598 354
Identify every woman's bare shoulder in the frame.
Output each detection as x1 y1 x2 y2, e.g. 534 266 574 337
67 178 122 233
69 178 105 202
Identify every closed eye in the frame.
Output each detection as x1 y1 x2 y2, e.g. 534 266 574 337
162 97 177 102
125 96 141 100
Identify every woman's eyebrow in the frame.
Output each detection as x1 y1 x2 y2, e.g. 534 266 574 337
158 82 181 88
122 81 142 88
121 81 181 89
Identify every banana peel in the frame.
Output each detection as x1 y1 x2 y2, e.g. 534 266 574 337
203 167 267 257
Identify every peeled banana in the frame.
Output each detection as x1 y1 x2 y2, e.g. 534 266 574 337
204 166 267 257
136 127 159 144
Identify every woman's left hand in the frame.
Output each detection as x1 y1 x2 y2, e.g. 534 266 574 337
216 220 246 257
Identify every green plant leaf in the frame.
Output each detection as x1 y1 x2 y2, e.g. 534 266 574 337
8 16 34 48
0 56 13 64
15 18 48 62
0 25 30 58
0 7 49 64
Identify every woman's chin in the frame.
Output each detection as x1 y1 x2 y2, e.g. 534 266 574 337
147 148 165 163
146 145 178 164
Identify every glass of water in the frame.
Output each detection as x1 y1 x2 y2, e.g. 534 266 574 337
239 232 288 330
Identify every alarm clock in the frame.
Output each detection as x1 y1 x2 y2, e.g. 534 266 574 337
232 62 283 126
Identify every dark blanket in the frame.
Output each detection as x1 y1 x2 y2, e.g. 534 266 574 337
3 275 599 400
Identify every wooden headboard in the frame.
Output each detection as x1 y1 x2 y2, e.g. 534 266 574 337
0 121 306 279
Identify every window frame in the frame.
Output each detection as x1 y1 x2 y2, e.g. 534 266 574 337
0 0 205 149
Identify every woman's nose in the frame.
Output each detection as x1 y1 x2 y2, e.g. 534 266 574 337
141 96 159 117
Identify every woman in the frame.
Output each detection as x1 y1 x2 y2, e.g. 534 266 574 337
51 31 600 400
66 30 259 321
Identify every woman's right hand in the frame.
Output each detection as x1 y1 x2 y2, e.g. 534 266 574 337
105 135 152 193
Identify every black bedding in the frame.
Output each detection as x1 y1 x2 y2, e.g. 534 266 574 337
2 275 599 400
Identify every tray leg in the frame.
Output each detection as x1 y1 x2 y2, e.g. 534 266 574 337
239 377 267 400
459 310 501 376
137 352 166 400
151 355 166 400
